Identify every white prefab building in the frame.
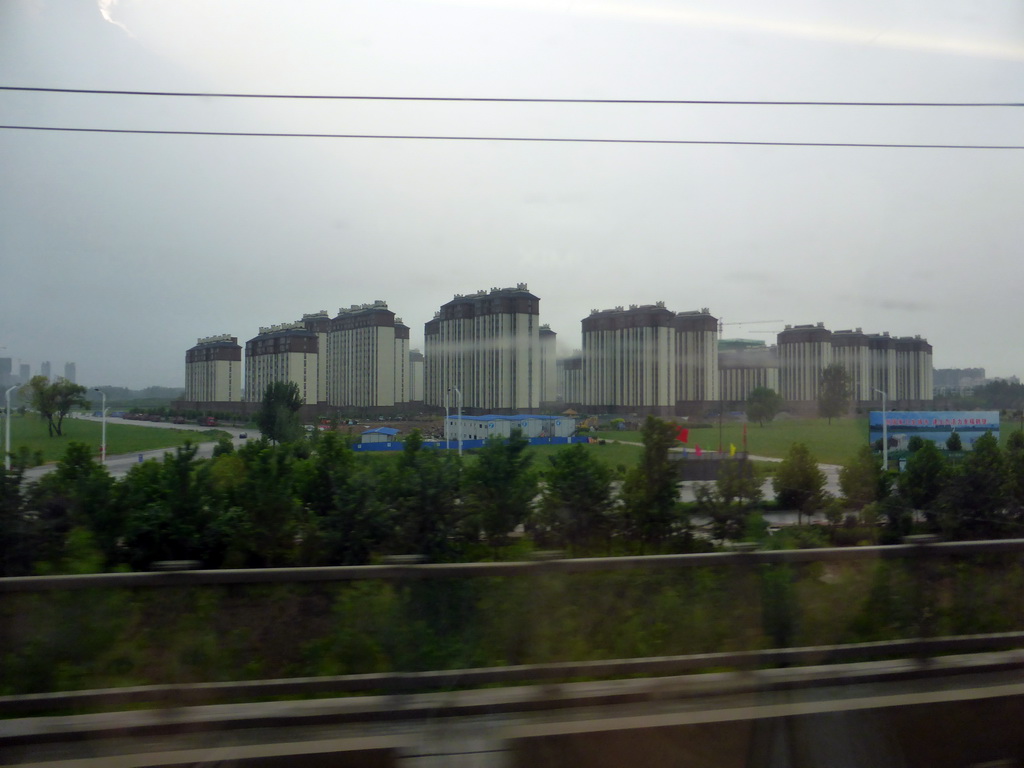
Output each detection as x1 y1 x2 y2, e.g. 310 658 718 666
361 426 400 443
445 414 576 441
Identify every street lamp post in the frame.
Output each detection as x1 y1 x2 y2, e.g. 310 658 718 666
453 386 462 457
4 385 17 472
94 388 107 464
444 390 450 448
874 388 888 472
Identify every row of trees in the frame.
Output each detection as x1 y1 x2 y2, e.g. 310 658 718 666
5 398 1024 576
0 416 695 577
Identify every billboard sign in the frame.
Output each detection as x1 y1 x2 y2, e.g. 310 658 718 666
869 411 999 455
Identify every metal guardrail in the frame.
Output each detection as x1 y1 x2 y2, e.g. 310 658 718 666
2 537 1023 592
1 537 1022 717
2 633 1024 715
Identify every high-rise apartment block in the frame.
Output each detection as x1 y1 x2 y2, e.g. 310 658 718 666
581 304 719 414
424 284 542 413
245 323 320 404
186 335 242 402
777 323 932 403
326 301 407 408
718 340 779 402
63 362 76 384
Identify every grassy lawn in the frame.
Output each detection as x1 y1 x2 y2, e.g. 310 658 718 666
594 417 870 465
4 415 225 464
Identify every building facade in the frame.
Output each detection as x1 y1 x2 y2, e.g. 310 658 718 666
186 334 242 402
582 303 677 411
424 284 542 413
581 303 719 414
326 301 403 408
776 324 933 406
245 323 320 404
718 340 779 403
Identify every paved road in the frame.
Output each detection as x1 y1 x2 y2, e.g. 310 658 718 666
23 416 259 481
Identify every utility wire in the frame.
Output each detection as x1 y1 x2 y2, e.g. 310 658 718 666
2 124 1022 149
1 86 1022 107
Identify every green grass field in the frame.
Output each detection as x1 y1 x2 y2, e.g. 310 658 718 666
595 417 870 465
4 415 225 464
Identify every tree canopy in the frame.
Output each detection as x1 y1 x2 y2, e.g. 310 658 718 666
818 364 852 423
20 376 89 437
773 442 827 520
746 387 783 426
255 381 304 444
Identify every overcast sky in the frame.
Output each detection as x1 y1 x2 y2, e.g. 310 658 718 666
3 0 1024 388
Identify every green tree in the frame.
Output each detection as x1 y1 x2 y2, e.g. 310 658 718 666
20 376 89 437
383 431 464 561
773 442 827 521
937 432 1009 539
255 381 304 444
115 442 218 569
694 459 763 542
533 443 614 552
1004 431 1024 531
620 416 682 550
817 364 852 424
464 429 536 547
839 444 889 510
897 440 947 523
746 387 783 427
946 430 963 451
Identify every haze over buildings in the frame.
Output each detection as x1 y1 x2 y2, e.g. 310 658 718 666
3 1 1024 388
186 285 933 416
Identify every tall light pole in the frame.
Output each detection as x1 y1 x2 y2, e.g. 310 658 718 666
874 388 888 472
444 390 450 447
94 388 107 464
453 386 462 457
4 385 17 472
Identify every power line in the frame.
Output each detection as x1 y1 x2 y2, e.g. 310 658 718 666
1 86 1022 108
2 124 1023 149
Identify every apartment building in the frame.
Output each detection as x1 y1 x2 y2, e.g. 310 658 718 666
245 323 320 405
326 301 405 408
718 340 779 403
424 284 542 413
185 335 242 402
581 303 719 414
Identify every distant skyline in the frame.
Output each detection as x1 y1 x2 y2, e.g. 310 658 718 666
3 0 1024 388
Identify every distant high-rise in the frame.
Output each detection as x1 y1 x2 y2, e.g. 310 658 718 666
0 358 11 387
41 361 51 380
718 340 779 403
63 362 76 384
245 323 320 404
777 323 932 404
539 324 558 404
424 284 542 413
409 349 425 402
18 363 29 384
326 301 407 408
186 335 242 402
581 303 719 414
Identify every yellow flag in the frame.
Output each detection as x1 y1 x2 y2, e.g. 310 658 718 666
729 443 736 456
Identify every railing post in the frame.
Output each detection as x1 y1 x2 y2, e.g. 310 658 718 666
905 534 940 663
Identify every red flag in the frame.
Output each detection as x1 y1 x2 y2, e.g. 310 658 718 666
676 426 689 443
695 444 702 457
